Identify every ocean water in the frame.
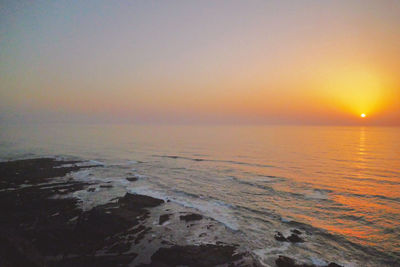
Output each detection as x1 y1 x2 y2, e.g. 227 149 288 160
1 124 399 266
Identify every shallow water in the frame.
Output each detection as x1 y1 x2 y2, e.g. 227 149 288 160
1 124 399 266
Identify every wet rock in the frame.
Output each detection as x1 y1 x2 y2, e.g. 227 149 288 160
134 227 150 244
73 207 137 253
99 184 113 188
108 241 131 254
49 253 138 267
291 229 302 235
276 255 311 267
126 177 138 182
0 158 98 190
159 214 171 225
179 213 203 222
276 256 298 267
275 232 304 243
161 240 172 245
143 244 243 267
87 188 96 192
0 159 160 266
118 193 164 210
276 256 343 267
287 234 304 243
0 236 39 267
274 232 288 242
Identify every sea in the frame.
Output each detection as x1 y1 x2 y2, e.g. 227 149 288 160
1 124 399 266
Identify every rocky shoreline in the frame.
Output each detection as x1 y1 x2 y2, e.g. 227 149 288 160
0 158 342 267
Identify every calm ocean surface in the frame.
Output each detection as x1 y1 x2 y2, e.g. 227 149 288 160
1 124 399 266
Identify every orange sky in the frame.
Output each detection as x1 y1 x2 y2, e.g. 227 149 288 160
1 1 399 125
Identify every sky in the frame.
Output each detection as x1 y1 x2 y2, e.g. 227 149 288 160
1 0 399 125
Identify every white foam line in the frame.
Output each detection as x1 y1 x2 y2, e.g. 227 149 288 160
127 186 239 231
71 169 131 186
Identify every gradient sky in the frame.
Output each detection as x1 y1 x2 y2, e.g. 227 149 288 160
1 0 399 125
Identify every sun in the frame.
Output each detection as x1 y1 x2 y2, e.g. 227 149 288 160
361 113 366 118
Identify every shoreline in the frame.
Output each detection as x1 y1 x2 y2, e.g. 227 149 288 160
0 157 343 266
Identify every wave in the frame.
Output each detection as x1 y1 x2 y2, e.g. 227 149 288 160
128 186 240 231
343 175 400 185
153 155 276 169
229 176 337 204
340 191 400 203
229 176 277 194
229 174 286 184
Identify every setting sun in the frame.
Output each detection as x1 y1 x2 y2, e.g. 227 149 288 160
361 113 366 118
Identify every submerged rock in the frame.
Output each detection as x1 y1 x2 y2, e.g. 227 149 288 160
275 232 304 243
291 229 302 235
274 232 288 242
50 254 138 267
159 214 171 225
118 193 164 210
276 255 343 267
180 213 203 222
276 256 302 267
287 233 304 243
108 241 132 254
141 244 243 267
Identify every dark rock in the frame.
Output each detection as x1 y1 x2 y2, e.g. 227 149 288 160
144 244 243 267
275 232 304 243
275 255 313 267
73 207 137 253
0 158 96 189
49 253 137 267
134 227 150 244
274 232 288 242
179 213 203 222
87 188 96 192
161 240 172 245
276 255 343 267
0 159 159 266
108 241 132 254
291 229 302 235
287 234 304 243
118 193 164 210
126 177 138 182
276 255 297 267
159 214 171 225
99 184 113 188
0 235 39 267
